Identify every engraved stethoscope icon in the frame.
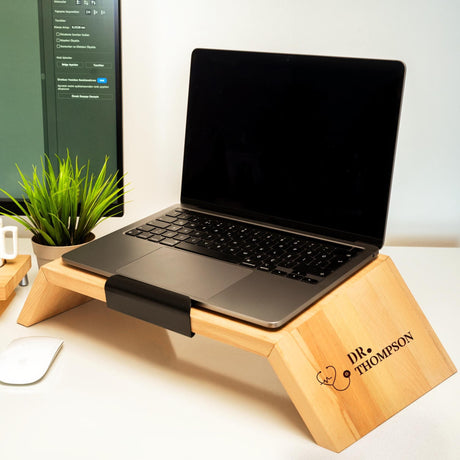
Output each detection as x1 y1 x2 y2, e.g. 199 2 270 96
316 365 351 391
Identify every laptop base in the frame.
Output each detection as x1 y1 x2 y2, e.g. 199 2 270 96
17 255 456 452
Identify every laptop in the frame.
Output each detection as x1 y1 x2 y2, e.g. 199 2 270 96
63 49 405 328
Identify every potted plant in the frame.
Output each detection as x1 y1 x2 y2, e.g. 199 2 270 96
0 151 126 267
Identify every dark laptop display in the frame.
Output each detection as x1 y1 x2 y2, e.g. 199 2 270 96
63 49 405 328
182 50 404 248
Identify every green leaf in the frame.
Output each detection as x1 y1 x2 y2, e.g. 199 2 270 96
0 151 127 246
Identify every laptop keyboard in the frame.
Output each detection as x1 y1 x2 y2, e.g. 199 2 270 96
125 208 362 284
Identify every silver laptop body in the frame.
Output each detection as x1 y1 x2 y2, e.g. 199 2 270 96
63 49 405 328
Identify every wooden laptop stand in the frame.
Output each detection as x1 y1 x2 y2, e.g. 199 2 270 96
17 255 456 452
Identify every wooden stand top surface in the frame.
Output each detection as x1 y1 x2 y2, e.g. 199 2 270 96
21 254 390 356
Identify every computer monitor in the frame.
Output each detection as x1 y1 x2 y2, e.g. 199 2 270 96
0 0 123 215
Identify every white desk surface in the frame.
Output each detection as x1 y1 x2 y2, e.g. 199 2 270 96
0 240 458 460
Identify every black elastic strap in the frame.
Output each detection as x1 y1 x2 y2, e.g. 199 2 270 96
105 275 194 337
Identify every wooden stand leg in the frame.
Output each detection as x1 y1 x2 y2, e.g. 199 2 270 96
17 267 91 327
268 256 456 452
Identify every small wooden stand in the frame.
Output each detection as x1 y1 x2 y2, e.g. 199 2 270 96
17 255 456 452
0 255 31 316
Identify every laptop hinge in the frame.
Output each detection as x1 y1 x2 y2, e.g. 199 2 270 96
105 275 194 337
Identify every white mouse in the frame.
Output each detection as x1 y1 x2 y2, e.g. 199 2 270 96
0 336 63 385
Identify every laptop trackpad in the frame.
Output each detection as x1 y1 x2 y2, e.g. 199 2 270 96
116 247 252 300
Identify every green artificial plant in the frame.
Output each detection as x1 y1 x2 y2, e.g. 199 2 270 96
0 151 126 246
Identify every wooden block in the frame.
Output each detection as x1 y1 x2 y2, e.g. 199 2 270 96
268 255 456 452
0 290 15 316
0 255 31 300
0 255 31 316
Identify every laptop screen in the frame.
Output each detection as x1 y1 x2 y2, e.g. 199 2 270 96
181 49 405 247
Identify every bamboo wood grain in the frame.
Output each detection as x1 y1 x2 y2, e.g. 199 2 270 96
268 255 456 451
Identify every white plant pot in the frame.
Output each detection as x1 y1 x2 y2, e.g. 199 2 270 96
31 233 95 268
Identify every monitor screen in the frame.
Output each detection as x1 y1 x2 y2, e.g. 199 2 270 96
0 0 122 215
181 49 405 247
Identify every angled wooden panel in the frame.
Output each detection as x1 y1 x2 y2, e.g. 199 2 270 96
269 255 456 452
17 268 90 327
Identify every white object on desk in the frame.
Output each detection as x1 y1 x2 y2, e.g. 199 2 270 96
0 217 18 267
0 336 63 385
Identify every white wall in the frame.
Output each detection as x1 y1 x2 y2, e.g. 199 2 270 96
12 0 460 246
